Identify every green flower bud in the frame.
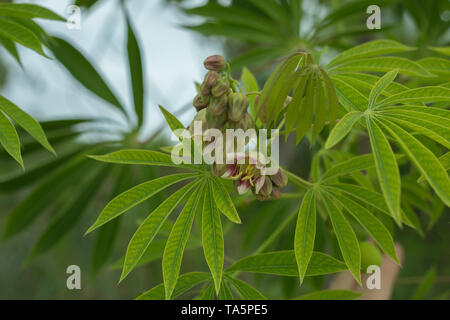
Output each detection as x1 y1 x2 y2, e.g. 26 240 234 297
206 107 227 129
205 71 220 87
209 95 228 116
200 82 211 96
228 93 249 122
270 170 288 188
204 55 226 71
193 94 209 111
188 108 207 135
211 78 230 97
239 113 254 130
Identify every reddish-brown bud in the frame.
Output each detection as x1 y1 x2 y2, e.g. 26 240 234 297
228 93 249 122
193 94 208 111
204 55 226 71
209 95 228 116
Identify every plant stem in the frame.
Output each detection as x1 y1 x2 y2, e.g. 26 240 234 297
281 168 313 189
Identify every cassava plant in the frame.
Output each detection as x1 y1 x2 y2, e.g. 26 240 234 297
86 39 450 299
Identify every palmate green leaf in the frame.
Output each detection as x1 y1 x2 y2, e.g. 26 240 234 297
48 37 127 117
0 95 54 155
321 195 361 284
0 18 46 56
159 105 185 137
367 118 401 225
330 57 431 77
330 192 398 263
294 190 316 283
368 69 399 108
330 76 367 112
325 111 363 149
86 173 198 234
226 277 267 300
89 149 202 171
0 4 64 21
0 110 22 167
29 165 108 259
377 86 450 107
3 154 92 240
125 12 144 127
226 251 347 277
325 183 415 228
321 154 374 182
326 39 415 69
294 289 361 300
163 183 204 299
136 272 210 300
120 181 198 282
378 119 450 206
380 115 450 149
202 180 224 294
211 176 241 224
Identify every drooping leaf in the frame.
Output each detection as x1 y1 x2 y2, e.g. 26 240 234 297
0 3 64 21
125 12 144 127
0 110 22 167
0 18 46 56
0 95 54 155
48 37 127 117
